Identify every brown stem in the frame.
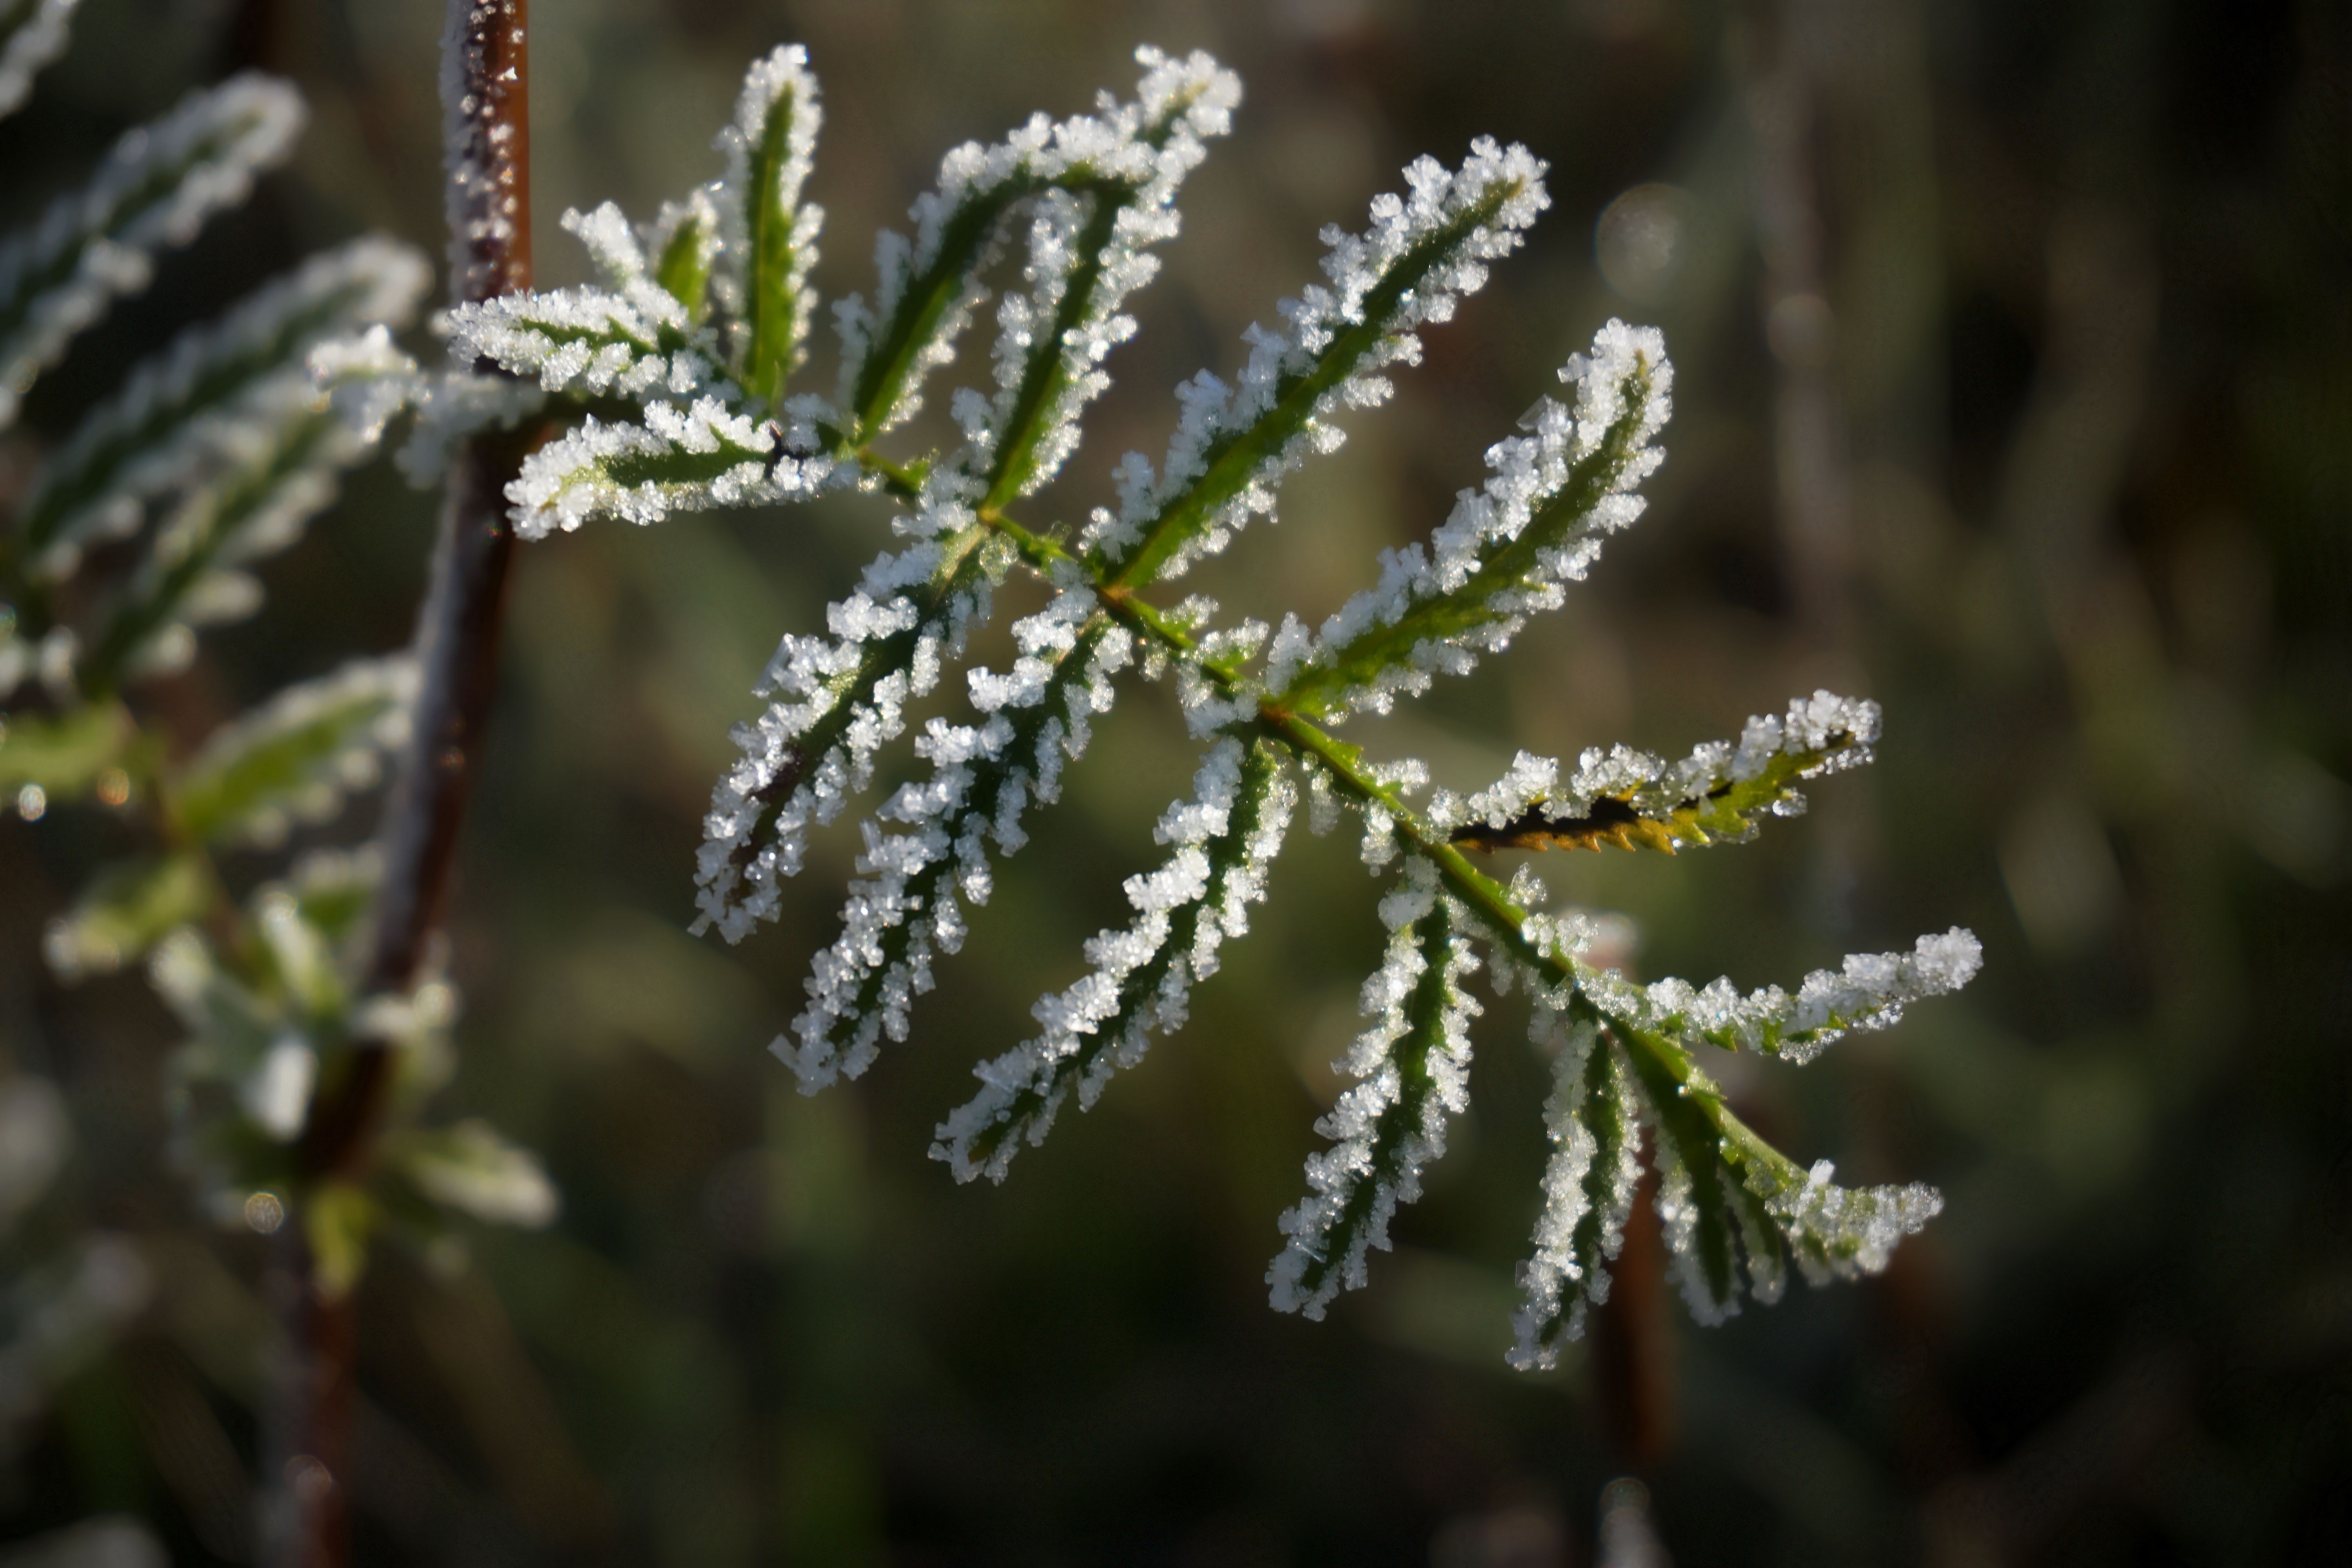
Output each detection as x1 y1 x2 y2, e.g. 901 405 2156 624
1592 1164 1677 1473
265 5 533 1565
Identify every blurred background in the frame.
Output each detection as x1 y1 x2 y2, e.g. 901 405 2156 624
2 0 2347 1562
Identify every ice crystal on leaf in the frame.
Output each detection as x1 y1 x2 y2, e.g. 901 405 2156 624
0 72 304 430
469 38 1983 1366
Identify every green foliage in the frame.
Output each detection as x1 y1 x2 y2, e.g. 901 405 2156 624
433 38 1981 1363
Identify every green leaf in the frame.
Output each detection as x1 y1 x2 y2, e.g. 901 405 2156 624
1448 737 1864 858
42 852 209 981
15 237 430 571
171 655 416 847
653 195 717 323
1103 175 1530 591
737 53 820 408
1509 1025 1642 1370
83 406 351 690
386 1120 560 1229
0 73 305 430
0 702 131 793
1618 1024 1743 1324
303 1181 374 1299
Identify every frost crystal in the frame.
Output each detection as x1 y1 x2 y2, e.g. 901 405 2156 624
932 737 1292 1181
18 237 430 578
838 47 1238 444
1086 139 1549 586
1269 862 1483 1319
1509 1017 1643 1368
0 0 81 122
710 44 823 403
0 72 305 430
778 602 1134 1089
1281 320 1671 720
1625 927 1982 1065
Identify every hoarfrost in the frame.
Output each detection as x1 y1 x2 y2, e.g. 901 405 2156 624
1283 321 1672 719
1085 138 1549 584
0 72 306 429
0 0 84 123
1269 861 1483 1318
933 736 1292 1181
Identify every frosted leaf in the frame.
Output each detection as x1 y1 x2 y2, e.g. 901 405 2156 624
1088 137 1549 587
390 367 548 487
933 736 1292 1181
396 1120 560 1229
1446 690 1883 857
1643 1083 1746 1326
1281 319 1673 720
80 334 417 687
16 234 428 576
641 187 721 321
504 396 829 537
838 46 1238 449
1508 1018 1643 1368
0 72 304 429
1758 1159 1943 1285
694 514 1010 942
1269 864 1482 1319
170 654 417 848
1626 927 1983 1065
779 607 1132 1089
942 49 1236 508
446 274 735 405
0 0 81 123
709 44 824 406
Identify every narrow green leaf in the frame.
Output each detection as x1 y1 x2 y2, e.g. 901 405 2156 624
304 1181 374 1298
171 655 416 847
0 0 81 122
42 852 209 980
652 194 718 323
736 51 821 408
0 73 305 429
15 236 430 570
0 702 131 793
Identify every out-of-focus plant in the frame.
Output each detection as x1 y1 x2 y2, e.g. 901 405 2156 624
410 36 1982 1370
0 4 553 1558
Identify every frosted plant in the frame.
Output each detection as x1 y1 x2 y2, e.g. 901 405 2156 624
0 10 554 1347
405 37 1982 1366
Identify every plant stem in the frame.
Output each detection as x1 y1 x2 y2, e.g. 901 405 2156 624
264 5 533 1565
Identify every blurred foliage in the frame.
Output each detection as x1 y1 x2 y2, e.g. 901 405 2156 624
1 0 2346 1564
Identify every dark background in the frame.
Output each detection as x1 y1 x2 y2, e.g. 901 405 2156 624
2 0 2347 1562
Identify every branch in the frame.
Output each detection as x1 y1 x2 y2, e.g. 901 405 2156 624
267 6 533 1566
